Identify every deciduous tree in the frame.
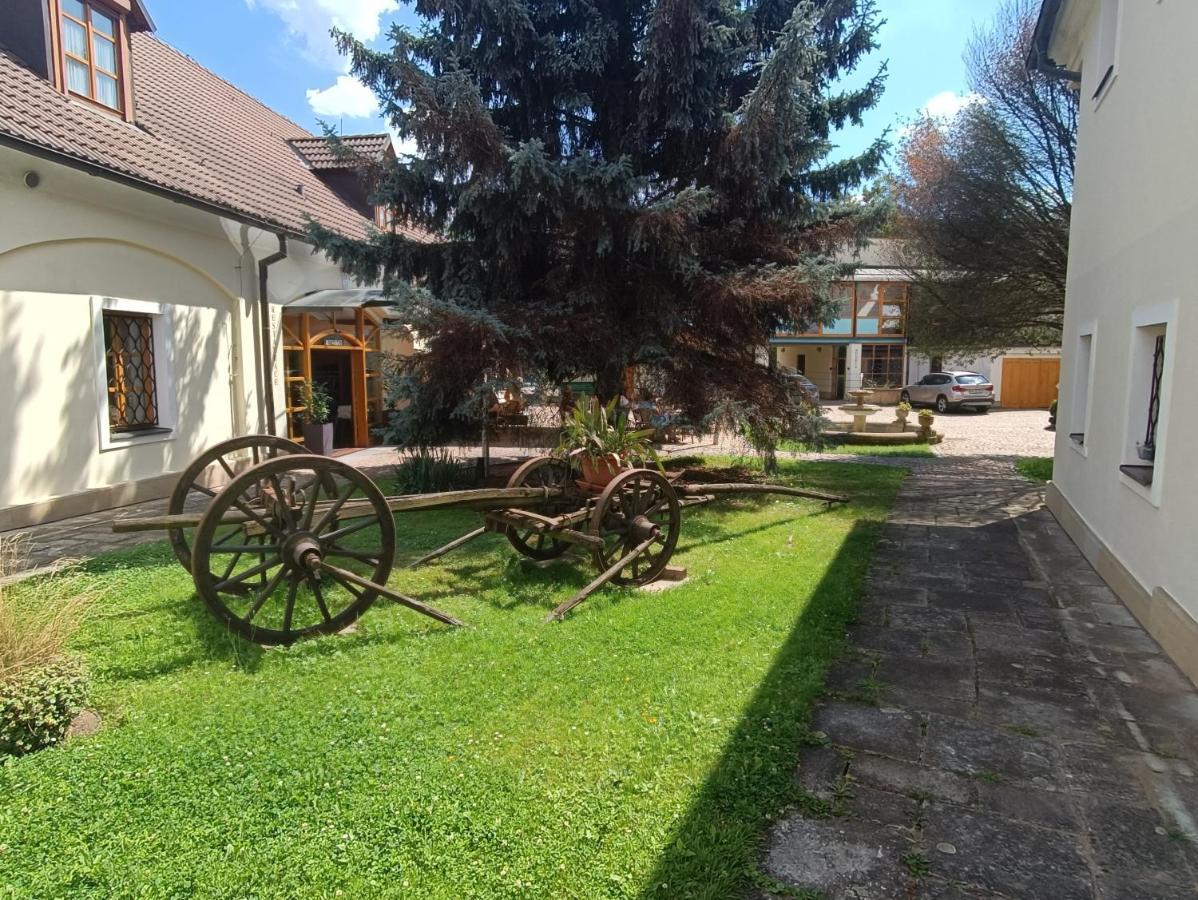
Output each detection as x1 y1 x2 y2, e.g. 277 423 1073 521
893 0 1076 357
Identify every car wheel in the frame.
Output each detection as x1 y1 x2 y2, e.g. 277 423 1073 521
900 391 911 404
935 395 949 414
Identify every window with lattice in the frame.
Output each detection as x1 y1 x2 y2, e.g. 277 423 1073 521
103 311 158 432
1143 333 1164 451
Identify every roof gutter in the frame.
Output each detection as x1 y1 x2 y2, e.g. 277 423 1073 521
1028 0 1082 82
257 234 288 436
0 133 306 240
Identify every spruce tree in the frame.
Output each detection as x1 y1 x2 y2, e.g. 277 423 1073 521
312 0 889 444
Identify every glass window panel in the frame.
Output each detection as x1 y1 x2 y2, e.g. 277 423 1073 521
856 283 880 318
63 17 88 58
93 34 116 73
66 58 91 95
91 8 116 37
62 0 86 19
96 72 119 108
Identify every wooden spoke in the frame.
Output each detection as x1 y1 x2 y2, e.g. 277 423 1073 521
503 456 576 561
168 435 304 574
589 469 681 589
192 454 395 646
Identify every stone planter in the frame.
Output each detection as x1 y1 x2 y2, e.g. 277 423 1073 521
303 422 334 456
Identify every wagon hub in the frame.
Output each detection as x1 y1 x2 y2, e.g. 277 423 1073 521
628 515 661 545
283 532 324 575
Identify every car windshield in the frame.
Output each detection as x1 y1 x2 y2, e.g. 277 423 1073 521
955 374 987 385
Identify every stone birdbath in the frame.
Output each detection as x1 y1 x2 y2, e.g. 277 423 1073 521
838 389 881 433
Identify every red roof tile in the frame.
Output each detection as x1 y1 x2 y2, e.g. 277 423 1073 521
290 134 393 170
0 33 428 243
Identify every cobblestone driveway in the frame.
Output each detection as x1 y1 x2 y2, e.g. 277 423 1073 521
760 458 1198 899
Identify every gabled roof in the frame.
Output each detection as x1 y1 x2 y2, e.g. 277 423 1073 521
0 32 428 243
290 134 393 170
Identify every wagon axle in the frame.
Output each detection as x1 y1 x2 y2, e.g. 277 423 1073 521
112 435 847 645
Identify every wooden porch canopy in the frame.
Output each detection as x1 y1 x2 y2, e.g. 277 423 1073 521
281 290 397 448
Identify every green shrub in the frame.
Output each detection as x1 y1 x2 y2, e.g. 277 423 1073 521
393 447 475 494
1 657 87 756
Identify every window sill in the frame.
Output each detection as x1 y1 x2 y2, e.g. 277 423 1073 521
1068 433 1085 446
101 427 174 451
1118 464 1154 487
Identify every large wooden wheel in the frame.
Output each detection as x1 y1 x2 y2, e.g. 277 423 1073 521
192 455 396 645
504 456 576 560
168 435 306 574
589 468 681 587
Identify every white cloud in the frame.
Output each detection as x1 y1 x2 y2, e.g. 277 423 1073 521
921 90 985 121
247 0 398 69
306 75 379 118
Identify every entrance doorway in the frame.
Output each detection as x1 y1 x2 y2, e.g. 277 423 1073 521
310 349 354 448
834 346 848 400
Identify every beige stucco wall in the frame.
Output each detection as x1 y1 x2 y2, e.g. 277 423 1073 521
0 145 356 520
1052 1 1198 632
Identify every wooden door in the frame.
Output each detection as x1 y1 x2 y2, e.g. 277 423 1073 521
1000 358 1060 408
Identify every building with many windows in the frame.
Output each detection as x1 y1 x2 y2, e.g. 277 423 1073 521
771 240 911 401
1034 0 1197 682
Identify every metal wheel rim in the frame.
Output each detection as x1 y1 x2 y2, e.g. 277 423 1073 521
504 456 575 560
168 435 306 574
192 454 395 645
589 468 680 586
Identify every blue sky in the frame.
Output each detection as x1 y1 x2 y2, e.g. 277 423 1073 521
149 0 1008 167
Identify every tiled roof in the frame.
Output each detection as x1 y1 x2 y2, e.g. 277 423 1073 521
290 134 393 170
0 33 427 243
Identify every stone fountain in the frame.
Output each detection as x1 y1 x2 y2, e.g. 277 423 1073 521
838 389 882 433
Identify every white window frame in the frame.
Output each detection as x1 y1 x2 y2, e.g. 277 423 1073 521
1119 300 1177 507
1069 323 1096 457
90 295 177 451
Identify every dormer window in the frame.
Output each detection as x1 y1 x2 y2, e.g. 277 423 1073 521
60 0 123 111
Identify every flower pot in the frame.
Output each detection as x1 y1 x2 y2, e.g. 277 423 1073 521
303 422 334 456
1136 442 1156 462
578 452 624 488
895 410 910 426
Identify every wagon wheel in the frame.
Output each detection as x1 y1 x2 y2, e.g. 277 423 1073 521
168 435 306 575
504 456 575 560
589 468 681 587
192 455 396 646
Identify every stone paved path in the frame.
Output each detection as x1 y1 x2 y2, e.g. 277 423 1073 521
760 457 1198 900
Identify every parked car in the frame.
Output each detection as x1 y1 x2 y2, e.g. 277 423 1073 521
780 369 821 405
900 371 994 413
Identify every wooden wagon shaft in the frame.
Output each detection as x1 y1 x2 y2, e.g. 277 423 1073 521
408 526 488 568
546 535 658 622
483 510 606 551
319 561 465 628
675 483 848 505
112 485 566 534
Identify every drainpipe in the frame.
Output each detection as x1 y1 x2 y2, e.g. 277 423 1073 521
257 233 288 435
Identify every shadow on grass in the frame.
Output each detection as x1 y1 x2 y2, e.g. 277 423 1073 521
639 520 883 899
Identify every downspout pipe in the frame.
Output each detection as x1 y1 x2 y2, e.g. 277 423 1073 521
257 233 288 435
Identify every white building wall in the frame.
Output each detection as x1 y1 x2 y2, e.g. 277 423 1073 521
0 146 353 523
1048 0 1198 677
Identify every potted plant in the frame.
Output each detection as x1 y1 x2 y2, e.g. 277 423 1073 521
558 397 660 488
300 379 334 455
895 401 912 427
917 408 935 438
1136 441 1155 462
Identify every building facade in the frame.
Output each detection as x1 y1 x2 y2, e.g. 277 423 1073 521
770 240 911 401
1035 0 1198 682
0 1 415 531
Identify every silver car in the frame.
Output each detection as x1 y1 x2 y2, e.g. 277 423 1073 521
901 371 994 413
780 369 821 405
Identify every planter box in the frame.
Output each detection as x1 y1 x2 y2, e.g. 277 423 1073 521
302 422 334 456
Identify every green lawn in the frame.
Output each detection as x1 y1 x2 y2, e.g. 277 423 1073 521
1016 456 1054 482
780 439 936 458
0 461 903 899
